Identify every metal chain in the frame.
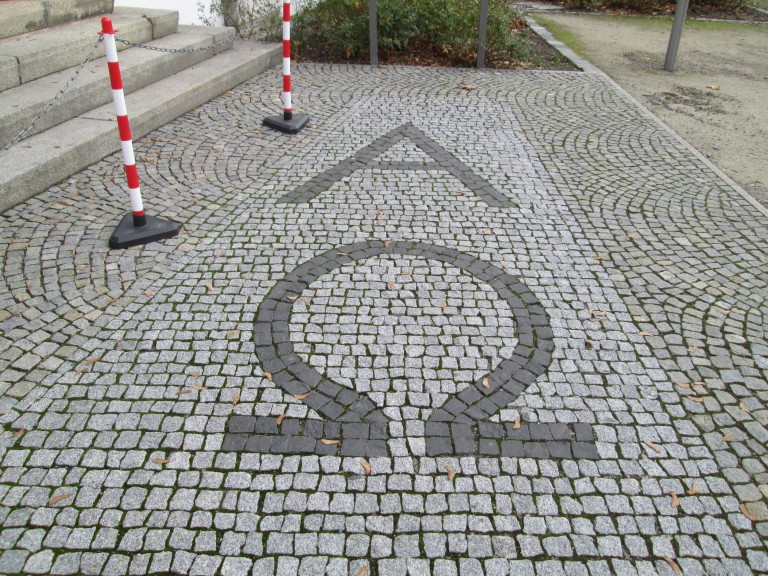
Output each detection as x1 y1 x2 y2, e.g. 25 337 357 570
0 35 104 159
114 32 240 53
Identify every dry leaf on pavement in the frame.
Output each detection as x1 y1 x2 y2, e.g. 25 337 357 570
321 439 340 445
294 392 311 400
687 482 701 495
482 376 490 389
276 413 287 425
740 503 758 521
723 432 733 442
643 440 661 453
151 458 170 465
663 556 681 574
513 419 521 430
445 464 456 480
360 459 371 476
226 330 240 339
49 493 73 506
670 491 680 508
232 393 240 406
262 372 273 382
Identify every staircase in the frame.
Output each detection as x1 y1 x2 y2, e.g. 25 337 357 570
0 0 280 212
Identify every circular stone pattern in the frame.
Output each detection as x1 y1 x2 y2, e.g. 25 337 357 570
288 255 518 421
253 240 553 425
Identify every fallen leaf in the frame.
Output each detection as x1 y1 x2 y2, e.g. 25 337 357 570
445 464 456 480
674 381 691 389
262 372 273 382
360 459 371 476
176 389 191 395
643 440 661 453
513 419 521 430
84 357 100 366
499 260 506 268
287 295 299 301
663 556 681 574
139 154 156 164
11 428 25 438
740 503 758 522
49 493 73 506
205 283 213 292
482 376 490 389
670 491 680 508
383 239 392 248
226 330 240 339
190 373 201 379
456 191 467 196
232 393 240 406
355 566 368 576
686 395 704 403
739 401 751 414
692 381 706 388
458 83 477 90
294 392 311 400
376 219 384 225
146 290 154 297
688 482 701 495
721 309 730 315
706 84 721 90
639 331 653 337
585 340 593 349
190 384 207 391
321 438 340 445
387 281 395 290
481 228 491 235
114 340 121 349
337 252 350 256
689 346 699 353
440 301 448 309
593 310 607 317
723 432 733 442
215 252 225 258
400 269 411 276
151 458 170 465
593 257 601 263
276 413 287 425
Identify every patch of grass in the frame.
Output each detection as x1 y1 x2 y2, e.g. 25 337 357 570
532 16 590 58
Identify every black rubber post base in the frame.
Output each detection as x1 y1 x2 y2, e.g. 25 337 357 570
263 113 310 135
109 212 181 249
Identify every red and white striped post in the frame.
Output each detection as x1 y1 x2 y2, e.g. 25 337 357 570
263 0 310 134
101 16 179 249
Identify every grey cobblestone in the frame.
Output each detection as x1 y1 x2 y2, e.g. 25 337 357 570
0 57 765 575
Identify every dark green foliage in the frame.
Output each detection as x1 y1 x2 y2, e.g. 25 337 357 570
288 0 528 66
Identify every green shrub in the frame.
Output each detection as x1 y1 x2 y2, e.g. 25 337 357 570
287 0 528 66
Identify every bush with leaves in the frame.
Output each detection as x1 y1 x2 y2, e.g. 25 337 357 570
284 0 528 66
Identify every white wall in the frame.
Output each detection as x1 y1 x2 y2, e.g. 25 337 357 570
114 0 225 26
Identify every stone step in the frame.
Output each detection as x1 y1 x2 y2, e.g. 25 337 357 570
0 25 235 147
0 6 177 92
0 0 114 41
0 40 281 213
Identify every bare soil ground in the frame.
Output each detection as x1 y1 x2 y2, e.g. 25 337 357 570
532 13 768 206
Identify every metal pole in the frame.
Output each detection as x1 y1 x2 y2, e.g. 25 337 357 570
664 0 689 72
477 0 489 69
369 0 378 66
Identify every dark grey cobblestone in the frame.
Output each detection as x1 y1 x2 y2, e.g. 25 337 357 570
0 61 766 575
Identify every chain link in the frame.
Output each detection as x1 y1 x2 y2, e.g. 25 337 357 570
0 35 104 159
114 32 239 53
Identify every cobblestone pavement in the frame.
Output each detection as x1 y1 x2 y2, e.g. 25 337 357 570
0 62 767 575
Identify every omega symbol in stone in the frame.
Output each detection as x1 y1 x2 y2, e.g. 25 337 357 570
223 240 598 459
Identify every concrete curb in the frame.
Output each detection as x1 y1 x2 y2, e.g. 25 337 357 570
0 41 281 213
527 15 768 218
